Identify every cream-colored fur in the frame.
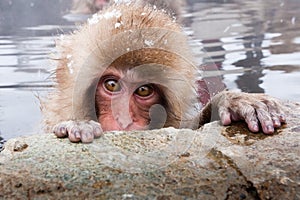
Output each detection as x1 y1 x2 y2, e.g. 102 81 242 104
41 2 198 131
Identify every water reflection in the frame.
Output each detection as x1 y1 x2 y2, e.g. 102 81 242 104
190 0 300 99
0 0 73 140
0 0 300 140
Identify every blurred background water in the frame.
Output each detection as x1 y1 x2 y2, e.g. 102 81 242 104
0 0 300 142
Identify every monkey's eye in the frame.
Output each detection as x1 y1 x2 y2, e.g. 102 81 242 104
104 79 122 93
135 85 154 97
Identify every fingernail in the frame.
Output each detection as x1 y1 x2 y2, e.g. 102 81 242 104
267 125 274 133
75 131 81 139
274 120 281 127
60 127 66 134
88 131 94 138
253 124 259 132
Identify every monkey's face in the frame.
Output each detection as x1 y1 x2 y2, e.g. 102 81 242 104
96 67 164 131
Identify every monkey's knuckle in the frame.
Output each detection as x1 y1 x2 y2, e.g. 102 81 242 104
257 110 272 121
69 127 79 135
241 105 255 116
218 106 228 115
53 122 69 136
254 101 268 110
265 100 278 110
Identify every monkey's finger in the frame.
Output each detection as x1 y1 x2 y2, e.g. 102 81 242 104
77 122 95 143
279 114 286 123
270 113 282 128
68 133 81 143
61 121 83 143
269 112 286 128
93 127 103 138
241 106 259 133
230 111 242 122
218 107 231 125
279 113 286 124
266 101 286 126
89 120 103 138
256 107 274 134
53 122 69 138
80 129 94 143
68 126 82 143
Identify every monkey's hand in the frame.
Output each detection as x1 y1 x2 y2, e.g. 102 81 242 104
209 91 286 134
53 120 103 143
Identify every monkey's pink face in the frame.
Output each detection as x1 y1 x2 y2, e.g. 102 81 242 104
96 68 162 131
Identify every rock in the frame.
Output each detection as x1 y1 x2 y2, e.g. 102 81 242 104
0 102 300 199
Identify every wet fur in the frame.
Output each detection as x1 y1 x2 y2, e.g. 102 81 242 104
42 1 286 141
41 2 199 131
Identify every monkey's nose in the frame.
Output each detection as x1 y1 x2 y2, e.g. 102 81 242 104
115 113 133 130
112 100 133 130
111 94 135 130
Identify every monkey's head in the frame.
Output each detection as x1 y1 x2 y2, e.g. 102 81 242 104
56 2 200 131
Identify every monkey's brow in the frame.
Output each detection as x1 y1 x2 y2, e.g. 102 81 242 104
125 67 187 82
121 74 186 86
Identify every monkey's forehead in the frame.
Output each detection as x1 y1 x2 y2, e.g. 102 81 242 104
56 2 202 89
72 3 193 57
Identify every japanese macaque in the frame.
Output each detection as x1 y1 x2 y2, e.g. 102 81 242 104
42 1 286 143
